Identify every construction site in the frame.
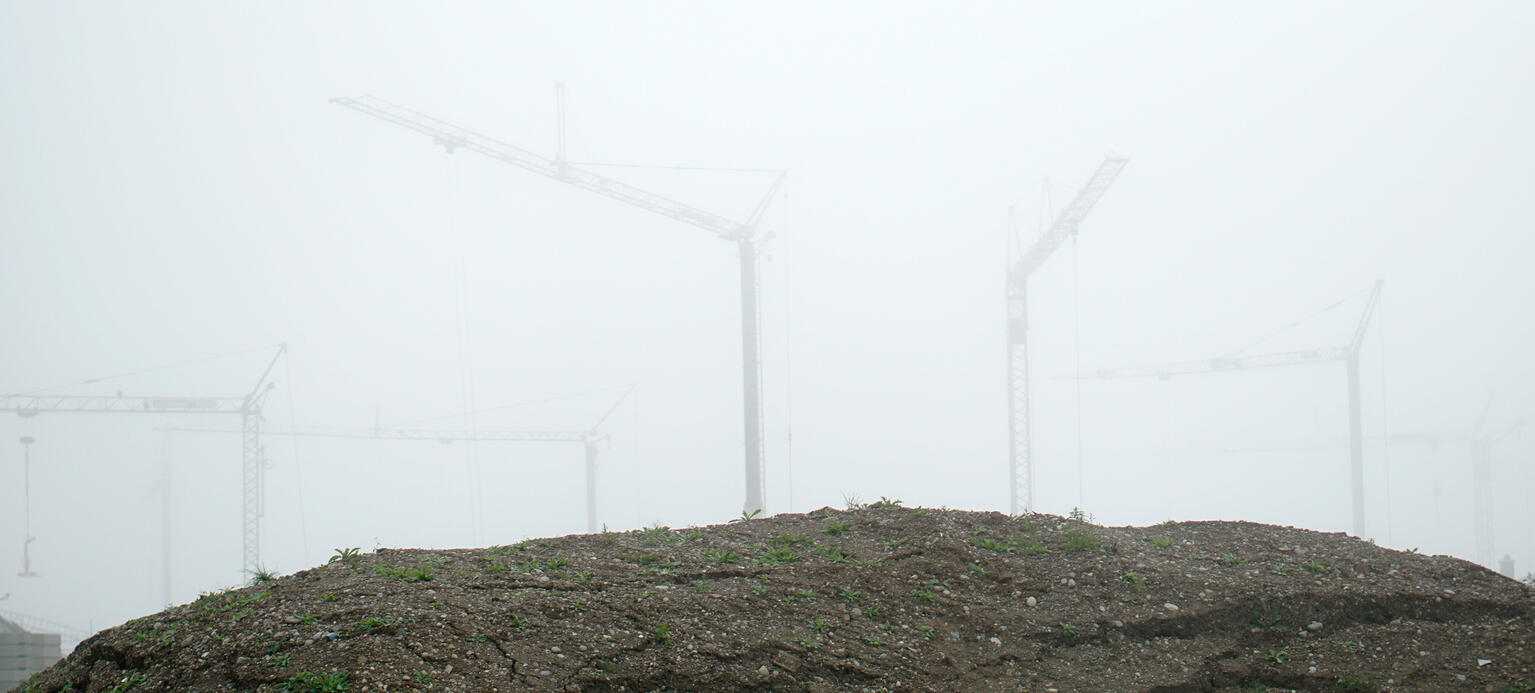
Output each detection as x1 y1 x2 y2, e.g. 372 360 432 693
4 3 1534 691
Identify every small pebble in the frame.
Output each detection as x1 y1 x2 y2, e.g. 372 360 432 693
1307 621 1324 631
1026 596 1038 607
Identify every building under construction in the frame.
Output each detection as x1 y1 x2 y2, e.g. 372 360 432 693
0 614 61 690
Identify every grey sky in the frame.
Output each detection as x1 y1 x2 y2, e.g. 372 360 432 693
2 1 1532 640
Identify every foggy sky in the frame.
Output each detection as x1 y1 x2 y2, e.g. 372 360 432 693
2 1 1532 642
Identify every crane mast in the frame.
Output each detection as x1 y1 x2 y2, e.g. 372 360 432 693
1006 157 1128 514
334 95 780 515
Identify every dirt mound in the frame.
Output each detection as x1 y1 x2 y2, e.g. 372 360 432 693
11 504 1535 692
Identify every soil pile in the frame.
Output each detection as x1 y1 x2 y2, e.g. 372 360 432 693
12 504 1535 692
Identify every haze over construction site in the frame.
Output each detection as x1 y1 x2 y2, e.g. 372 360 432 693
2 1 1532 650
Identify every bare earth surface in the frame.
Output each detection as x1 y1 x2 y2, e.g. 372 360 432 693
11 504 1535 692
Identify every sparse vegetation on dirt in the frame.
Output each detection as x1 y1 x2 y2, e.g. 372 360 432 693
12 506 1535 692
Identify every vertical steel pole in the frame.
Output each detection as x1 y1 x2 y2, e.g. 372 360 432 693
1006 276 1033 515
584 437 599 533
1346 356 1365 537
241 410 261 578
19 436 36 577
161 431 173 606
739 238 765 514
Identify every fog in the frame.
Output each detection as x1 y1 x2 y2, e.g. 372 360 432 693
2 2 1532 644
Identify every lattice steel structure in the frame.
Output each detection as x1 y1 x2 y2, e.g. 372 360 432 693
0 344 285 578
1006 157 1128 514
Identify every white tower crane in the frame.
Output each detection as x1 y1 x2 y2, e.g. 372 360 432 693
1093 282 1383 536
332 95 782 515
1006 157 1129 514
1387 398 1523 565
0 344 286 578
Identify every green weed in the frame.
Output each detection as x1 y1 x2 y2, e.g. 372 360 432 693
812 544 855 563
373 564 434 582
282 671 350 692
760 548 799 565
1336 674 1376 692
971 537 1010 552
703 548 742 563
352 617 398 633
1257 649 1291 663
328 548 362 564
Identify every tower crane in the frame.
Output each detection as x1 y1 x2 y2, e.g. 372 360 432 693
0 344 286 578
1387 397 1523 566
332 95 783 515
1006 157 1129 514
1093 281 1383 536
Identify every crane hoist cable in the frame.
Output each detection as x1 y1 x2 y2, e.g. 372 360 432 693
445 153 486 545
